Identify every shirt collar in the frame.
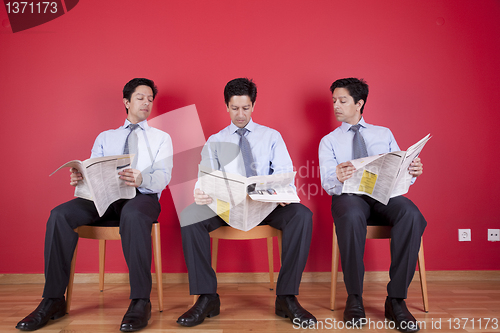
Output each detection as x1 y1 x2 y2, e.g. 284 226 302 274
230 118 255 134
340 117 366 133
123 119 149 130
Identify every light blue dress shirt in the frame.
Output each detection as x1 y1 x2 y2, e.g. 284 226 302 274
318 117 400 196
91 119 173 198
196 119 295 191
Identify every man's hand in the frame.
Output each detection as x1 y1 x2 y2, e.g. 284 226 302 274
70 167 83 187
336 161 356 183
409 157 423 177
194 188 213 205
119 168 143 187
279 202 290 207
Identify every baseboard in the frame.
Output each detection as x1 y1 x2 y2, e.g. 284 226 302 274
1 270 499 285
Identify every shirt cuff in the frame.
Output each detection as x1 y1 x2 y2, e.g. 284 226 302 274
140 173 152 189
324 177 343 196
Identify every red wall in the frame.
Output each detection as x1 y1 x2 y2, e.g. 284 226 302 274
1 0 499 275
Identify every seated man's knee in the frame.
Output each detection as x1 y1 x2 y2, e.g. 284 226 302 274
274 204 313 234
49 205 64 220
412 210 427 231
48 201 80 229
120 210 153 233
179 204 197 226
335 208 366 225
403 204 427 229
290 203 313 219
333 211 367 239
180 204 215 228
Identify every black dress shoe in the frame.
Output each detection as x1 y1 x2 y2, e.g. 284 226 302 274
385 297 420 332
275 295 317 325
16 297 66 331
177 294 220 327
120 299 151 332
343 294 366 328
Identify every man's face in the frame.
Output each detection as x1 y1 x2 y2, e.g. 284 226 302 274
124 85 154 124
332 87 363 125
227 95 254 128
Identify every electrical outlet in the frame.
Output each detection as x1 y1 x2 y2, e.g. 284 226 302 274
459 229 471 241
488 229 500 242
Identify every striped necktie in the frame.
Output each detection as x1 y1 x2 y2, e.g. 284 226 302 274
351 124 368 159
237 128 257 177
123 123 139 168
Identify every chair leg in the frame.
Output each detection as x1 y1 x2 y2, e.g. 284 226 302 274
211 238 219 272
266 237 275 290
417 238 429 312
99 240 106 292
330 225 340 311
66 242 78 313
152 223 163 312
277 231 282 264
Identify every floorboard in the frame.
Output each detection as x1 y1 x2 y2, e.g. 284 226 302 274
2 280 499 332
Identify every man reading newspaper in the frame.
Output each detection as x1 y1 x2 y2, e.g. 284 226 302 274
16 78 173 332
177 78 316 327
318 78 427 332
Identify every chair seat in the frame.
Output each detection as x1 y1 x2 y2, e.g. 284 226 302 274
75 220 159 240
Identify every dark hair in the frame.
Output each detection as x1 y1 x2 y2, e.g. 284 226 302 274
123 78 158 113
330 78 369 114
224 78 257 105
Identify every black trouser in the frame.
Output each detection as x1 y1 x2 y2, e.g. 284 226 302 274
180 203 313 296
331 194 427 299
42 192 161 299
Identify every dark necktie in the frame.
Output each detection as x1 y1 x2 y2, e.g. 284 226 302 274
123 123 139 168
351 124 368 159
237 128 257 177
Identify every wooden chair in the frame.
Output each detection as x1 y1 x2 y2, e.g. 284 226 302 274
193 225 282 303
66 220 163 313
331 224 428 312
211 225 282 289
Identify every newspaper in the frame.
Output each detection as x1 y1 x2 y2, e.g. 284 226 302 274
50 154 136 216
342 134 431 204
199 165 299 231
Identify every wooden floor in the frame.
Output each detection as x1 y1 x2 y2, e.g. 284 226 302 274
2 280 500 332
